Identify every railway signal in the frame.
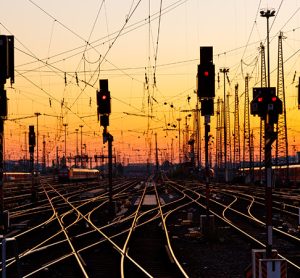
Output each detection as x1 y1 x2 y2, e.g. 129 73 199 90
251 87 282 124
197 46 215 234
197 46 215 100
97 79 111 119
200 98 214 116
0 35 14 84
0 35 14 232
96 79 114 217
29 125 36 153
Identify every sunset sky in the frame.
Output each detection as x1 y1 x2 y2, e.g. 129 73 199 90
1 0 300 165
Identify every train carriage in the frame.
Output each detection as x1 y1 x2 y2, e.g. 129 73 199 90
3 172 32 182
58 167 100 181
239 164 300 186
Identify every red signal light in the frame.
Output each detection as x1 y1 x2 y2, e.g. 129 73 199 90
204 71 209 77
271 96 276 102
258 97 263 102
102 95 107 100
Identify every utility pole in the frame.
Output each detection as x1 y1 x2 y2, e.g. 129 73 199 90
226 91 232 170
215 98 222 178
233 84 240 168
34 112 41 171
276 32 289 184
220 67 229 182
171 138 174 164
79 125 83 167
42 135 46 172
75 128 79 167
243 74 252 178
24 131 28 161
155 133 159 172
260 43 267 184
63 123 68 166
176 117 181 163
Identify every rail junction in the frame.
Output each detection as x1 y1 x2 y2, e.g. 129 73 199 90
1 174 300 277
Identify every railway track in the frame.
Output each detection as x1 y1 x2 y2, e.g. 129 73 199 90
165 178 300 276
1 175 300 277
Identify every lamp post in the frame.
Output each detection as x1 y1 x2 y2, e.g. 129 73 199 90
219 68 229 182
260 8 275 259
34 112 41 170
260 9 275 87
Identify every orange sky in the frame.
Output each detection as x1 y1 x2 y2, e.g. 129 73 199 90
1 0 300 165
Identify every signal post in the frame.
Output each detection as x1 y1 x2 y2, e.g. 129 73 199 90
29 125 37 202
96 79 114 218
0 35 14 232
251 87 282 257
250 87 287 277
197 46 215 233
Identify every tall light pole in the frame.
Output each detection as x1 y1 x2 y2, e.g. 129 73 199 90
260 8 275 87
219 68 229 182
79 125 83 167
176 118 181 163
260 8 275 259
34 112 41 170
63 123 68 166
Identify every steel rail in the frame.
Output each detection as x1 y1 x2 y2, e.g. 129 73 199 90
167 179 300 272
120 180 150 278
153 181 189 278
42 184 89 277
45 181 153 277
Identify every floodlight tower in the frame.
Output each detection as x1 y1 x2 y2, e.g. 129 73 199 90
260 9 275 87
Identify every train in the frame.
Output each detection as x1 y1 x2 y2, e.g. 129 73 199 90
238 164 300 186
3 172 32 182
58 167 101 181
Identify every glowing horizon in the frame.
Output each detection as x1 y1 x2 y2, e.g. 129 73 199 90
1 0 300 166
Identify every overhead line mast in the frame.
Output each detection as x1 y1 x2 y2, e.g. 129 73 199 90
219 68 229 182
243 74 252 180
233 84 240 168
276 31 289 184
260 43 267 183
